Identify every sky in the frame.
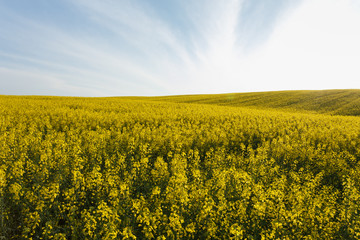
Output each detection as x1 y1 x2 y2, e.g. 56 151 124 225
0 0 360 97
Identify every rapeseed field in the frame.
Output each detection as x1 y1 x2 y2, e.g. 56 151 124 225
1 94 360 239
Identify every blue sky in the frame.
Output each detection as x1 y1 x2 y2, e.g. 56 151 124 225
0 0 360 96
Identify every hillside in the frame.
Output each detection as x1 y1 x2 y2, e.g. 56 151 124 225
1 95 360 239
148 89 360 116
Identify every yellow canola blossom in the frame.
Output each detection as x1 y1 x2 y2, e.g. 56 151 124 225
1 95 360 239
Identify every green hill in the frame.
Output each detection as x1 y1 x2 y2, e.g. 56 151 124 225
146 89 360 116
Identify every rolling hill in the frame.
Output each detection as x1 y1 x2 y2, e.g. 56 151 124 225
147 89 360 116
2 91 360 239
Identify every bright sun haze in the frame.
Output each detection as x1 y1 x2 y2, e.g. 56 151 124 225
0 0 359 96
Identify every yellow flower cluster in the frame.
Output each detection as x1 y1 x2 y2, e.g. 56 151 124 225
1 95 360 239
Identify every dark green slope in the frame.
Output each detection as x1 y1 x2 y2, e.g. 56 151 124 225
148 89 360 116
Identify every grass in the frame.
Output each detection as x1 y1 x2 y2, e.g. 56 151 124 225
139 89 360 116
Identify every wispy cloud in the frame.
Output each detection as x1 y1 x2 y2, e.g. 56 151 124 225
2 0 357 96
239 0 360 91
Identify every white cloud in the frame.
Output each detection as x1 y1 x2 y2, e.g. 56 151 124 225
1 0 359 96
173 0 243 94
0 67 101 96
238 0 360 91
69 0 246 95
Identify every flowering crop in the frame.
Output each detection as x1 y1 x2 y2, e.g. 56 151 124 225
1 95 360 239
